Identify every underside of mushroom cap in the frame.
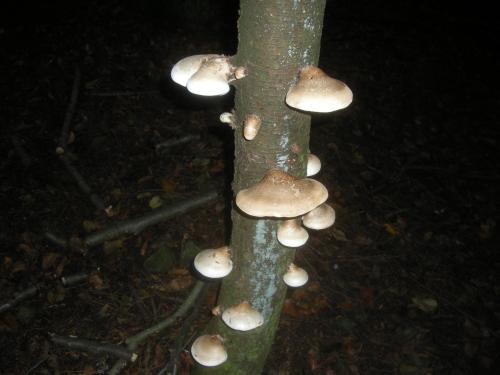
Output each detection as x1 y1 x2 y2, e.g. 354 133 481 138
235 170 328 218
286 66 353 113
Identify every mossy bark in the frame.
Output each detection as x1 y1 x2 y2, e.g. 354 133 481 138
194 1 326 374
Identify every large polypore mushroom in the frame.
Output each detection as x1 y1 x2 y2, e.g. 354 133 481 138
191 334 227 367
221 301 264 331
235 170 328 218
286 66 353 112
170 54 220 87
186 56 233 96
194 246 233 278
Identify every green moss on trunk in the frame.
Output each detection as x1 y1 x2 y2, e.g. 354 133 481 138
194 1 326 374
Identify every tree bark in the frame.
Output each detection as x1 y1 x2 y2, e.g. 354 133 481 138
195 1 326 374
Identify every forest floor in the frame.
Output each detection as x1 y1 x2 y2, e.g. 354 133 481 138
1 1 498 374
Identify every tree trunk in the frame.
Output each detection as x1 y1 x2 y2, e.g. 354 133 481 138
195 0 327 373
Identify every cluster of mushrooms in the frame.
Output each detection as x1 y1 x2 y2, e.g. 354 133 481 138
170 54 352 367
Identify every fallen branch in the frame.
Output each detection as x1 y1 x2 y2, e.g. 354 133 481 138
159 280 208 375
50 334 137 362
108 281 206 375
59 154 107 212
155 134 201 155
86 90 158 97
0 272 90 314
45 190 219 250
59 66 82 150
0 285 39 314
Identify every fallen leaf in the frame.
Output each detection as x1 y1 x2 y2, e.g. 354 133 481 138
42 252 60 270
384 223 399 236
160 178 176 193
149 195 163 209
332 228 349 242
88 274 105 290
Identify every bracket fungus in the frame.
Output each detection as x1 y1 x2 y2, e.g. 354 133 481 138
302 203 336 230
191 334 228 367
194 246 233 278
283 263 309 287
277 219 309 247
171 54 246 97
235 170 328 218
243 114 261 140
286 65 353 113
170 54 220 87
221 301 264 331
307 153 322 177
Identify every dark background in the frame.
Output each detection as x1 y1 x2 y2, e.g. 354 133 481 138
1 0 498 374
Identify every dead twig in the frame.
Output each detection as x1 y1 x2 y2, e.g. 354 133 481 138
0 272 90 314
86 89 158 97
50 334 137 362
108 281 206 375
155 134 201 155
44 190 219 251
58 154 107 212
59 66 81 150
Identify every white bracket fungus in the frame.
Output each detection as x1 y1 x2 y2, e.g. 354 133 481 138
286 65 353 112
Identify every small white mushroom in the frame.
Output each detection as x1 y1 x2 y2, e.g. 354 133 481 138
283 263 309 287
221 301 264 331
302 203 336 230
243 114 261 140
191 334 227 367
234 66 248 80
194 246 233 278
219 112 235 126
306 153 321 177
277 219 309 247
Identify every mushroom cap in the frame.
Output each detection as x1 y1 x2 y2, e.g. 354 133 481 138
307 153 321 177
277 219 309 247
171 54 220 87
283 263 309 287
286 66 353 113
187 56 232 96
243 114 261 141
221 301 264 331
302 203 336 230
235 170 328 218
191 334 227 367
194 246 233 278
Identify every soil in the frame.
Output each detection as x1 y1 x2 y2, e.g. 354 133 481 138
1 1 498 374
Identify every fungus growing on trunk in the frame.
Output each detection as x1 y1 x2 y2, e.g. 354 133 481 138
194 246 233 278
220 112 235 127
286 65 353 112
235 170 328 218
221 301 264 331
170 54 220 87
277 219 309 247
302 203 336 230
186 56 233 96
307 153 321 177
243 114 261 140
191 334 228 367
283 263 309 287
